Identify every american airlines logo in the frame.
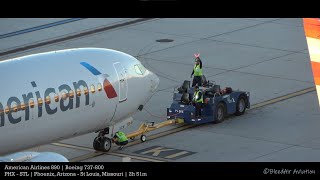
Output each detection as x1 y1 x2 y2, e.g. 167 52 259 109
0 62 117 127
80 62 117 99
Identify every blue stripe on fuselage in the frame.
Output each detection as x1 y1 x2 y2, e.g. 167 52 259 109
80 62 101 75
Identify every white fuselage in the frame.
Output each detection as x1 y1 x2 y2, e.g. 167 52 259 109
0 48 159 156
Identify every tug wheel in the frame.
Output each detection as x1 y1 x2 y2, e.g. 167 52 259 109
235 95 247 116
215 103 226 123
140 135 147 142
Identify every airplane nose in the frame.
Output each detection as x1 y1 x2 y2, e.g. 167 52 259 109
149 71 160 92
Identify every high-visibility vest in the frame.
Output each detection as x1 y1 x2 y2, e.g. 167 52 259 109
193 64 203 76
193 91 203 103
116 131 128 142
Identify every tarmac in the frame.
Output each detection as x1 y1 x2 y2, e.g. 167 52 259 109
0 18 319 162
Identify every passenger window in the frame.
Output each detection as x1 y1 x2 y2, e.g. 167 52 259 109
97 83 102 91
83 87 89 95
5 106 9 114
29 99 35 108
45 96 51 104
69 90 74 98
12 103 18 112
54 94 59 102
90 85 95 93
38 98 43 106
76 89 81 96
21 102 26 110
61 92 67 100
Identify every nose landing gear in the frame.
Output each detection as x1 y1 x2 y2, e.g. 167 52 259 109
93 128 112 152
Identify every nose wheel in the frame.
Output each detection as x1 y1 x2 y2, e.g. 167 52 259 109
100 137 112 152
93 136 112 152
93 128 112 152
93 137 101 150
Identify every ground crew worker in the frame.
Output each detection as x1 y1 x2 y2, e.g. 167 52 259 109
190 54 203 87
112 131 128 149
192 85 204 117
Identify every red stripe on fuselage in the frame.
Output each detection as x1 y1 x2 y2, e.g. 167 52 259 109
103 79 117 99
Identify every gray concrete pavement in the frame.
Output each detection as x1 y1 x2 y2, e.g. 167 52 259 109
121 92 320 162
0 18 134 53
1 18 318 162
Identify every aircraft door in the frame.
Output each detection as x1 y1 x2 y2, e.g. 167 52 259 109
113 62 128 103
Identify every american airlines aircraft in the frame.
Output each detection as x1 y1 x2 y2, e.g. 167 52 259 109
0 48 159 162
303 18 320 107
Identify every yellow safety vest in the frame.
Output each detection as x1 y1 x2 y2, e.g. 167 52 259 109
116 132 128 142
193 91 203 103
193 64 203 76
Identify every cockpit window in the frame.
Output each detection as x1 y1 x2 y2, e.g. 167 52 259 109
138 64 146 74
134 64 146 75
134 65 143 75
